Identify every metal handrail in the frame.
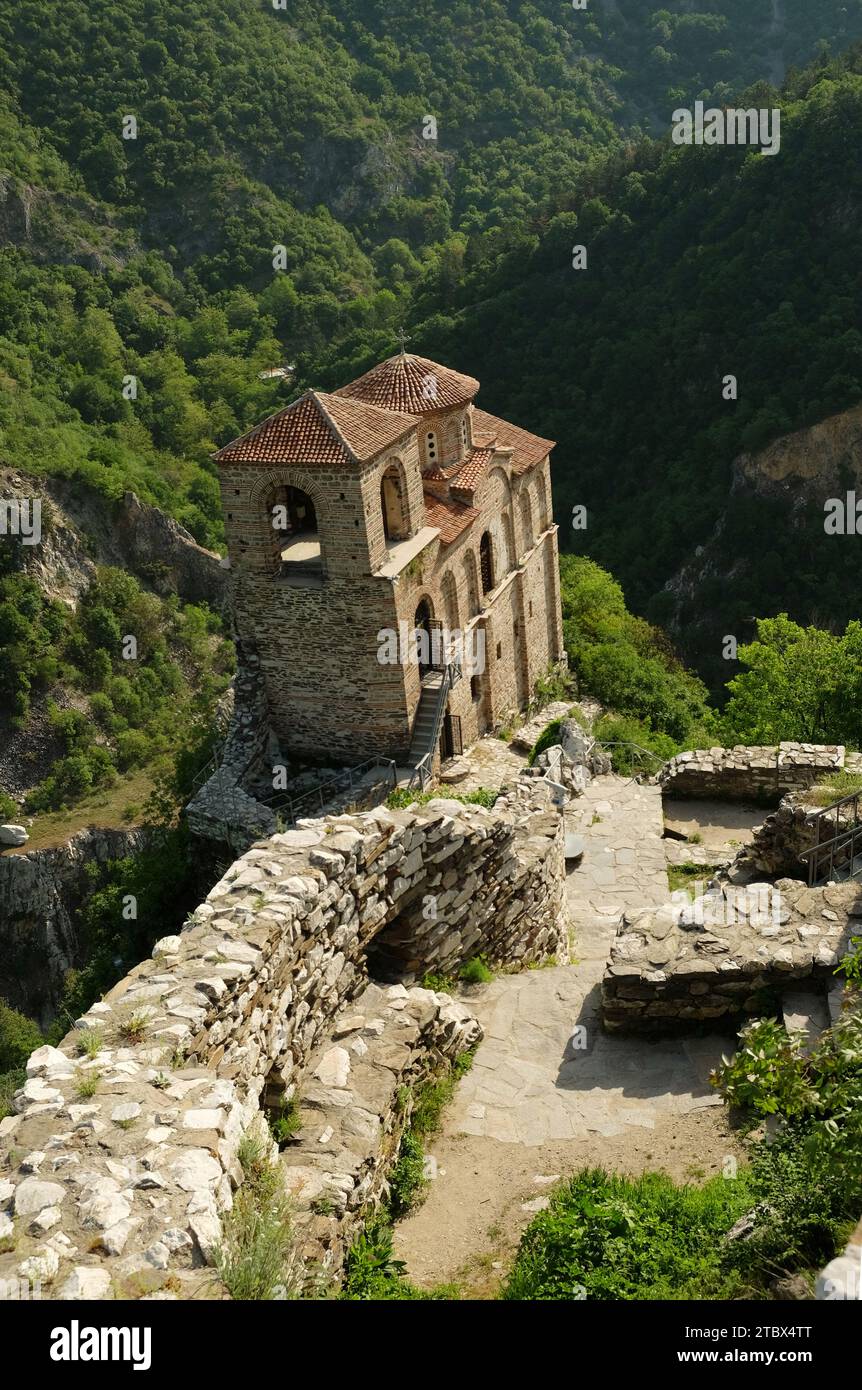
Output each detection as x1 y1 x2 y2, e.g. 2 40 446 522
800 793 862 885
258 757 397 819
408 662 457 791
598 740 666 768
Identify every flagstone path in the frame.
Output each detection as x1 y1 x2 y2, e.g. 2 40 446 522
393 773 742 1292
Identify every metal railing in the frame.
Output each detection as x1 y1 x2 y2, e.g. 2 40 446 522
256 757 398 824
800 790 862 886
595 740 666 783
408 662 460 792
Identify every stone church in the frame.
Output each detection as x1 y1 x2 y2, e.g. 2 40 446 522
215 351 565 773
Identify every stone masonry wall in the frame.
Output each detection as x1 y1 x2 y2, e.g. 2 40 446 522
282 979 481 1282
659 743 844 802
602 879 859 1034
0 783 564 1298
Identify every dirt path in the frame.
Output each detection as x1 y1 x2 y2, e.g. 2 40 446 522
393 775 745 1294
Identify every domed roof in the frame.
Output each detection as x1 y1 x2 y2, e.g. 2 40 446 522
336 353 479 415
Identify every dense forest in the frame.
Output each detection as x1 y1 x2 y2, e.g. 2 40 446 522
1 0 861 575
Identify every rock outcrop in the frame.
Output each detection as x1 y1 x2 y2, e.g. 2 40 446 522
0 826 152 1028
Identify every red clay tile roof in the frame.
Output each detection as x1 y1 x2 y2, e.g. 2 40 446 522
423 490 479 546
449 446 496 494
214 391 418 466
471 409 554 474
336 353 479 415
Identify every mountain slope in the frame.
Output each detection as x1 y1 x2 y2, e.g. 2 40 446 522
351 48 862 689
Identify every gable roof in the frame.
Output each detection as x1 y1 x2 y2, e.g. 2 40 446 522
423 490 479 546
336 353 479 415
471 409 554 474
214 390 418 467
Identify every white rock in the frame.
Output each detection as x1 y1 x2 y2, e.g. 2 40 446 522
79 1191 132 1230
110 1102 141 1123
314 1046 350 1088
13 1179 66 1217
26 1046 74 1079
145 1127 174 1145
17 1079 63 1108
0 1214 12 1239
169 1150 222 1192
29 1205 61 1233
18 1247 59 1282
182 1108 225 1131
188 1212 221 1263
0 824 28 846
145 1242 170 1270
152 935 182 957
101 1218 139 1255
58 1267 112 1300
162 1227 193 1252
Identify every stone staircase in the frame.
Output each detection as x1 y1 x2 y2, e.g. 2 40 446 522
405 670 451 788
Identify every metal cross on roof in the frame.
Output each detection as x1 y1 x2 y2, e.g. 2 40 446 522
396 327 411 356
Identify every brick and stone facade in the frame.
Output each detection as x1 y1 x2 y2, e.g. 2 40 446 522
215 353 565 767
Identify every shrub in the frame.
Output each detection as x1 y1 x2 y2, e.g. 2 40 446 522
711 1017 817 1118
460 955 494 984
503 1167 752 1301
0 1001 44 1071
342 1222 410 1300
115 728 151 770
388 1127 426 1217
421 971 454 994
0 791 18 820
528 717 563 765
266 1098 302 1148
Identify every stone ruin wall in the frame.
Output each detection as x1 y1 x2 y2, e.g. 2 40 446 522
601 879 859 1035
0 782 565 1300
659 742 845 802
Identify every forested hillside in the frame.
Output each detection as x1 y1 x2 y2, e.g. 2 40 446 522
348 48 862 690
2 1 862 691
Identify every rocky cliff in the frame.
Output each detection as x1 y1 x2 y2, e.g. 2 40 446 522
0 827 152 1030
1 469 228 610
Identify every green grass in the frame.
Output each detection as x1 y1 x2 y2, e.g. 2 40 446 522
215 1134 295 1301
503 1167 754 1301
266 1098 302 1148
459 955 494 985
809 771 862 807
420 971 455 994
667 862 721 896
386 787 498 811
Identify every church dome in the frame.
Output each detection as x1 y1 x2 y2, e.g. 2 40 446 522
336 353 479 415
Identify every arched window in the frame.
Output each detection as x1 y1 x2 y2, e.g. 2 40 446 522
441 570 459 634
426 430 438 465
380 462 409 542
520 490 534 552
460 415 469 451
268 484 321 575
479 532 494 594
464 550 480 617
